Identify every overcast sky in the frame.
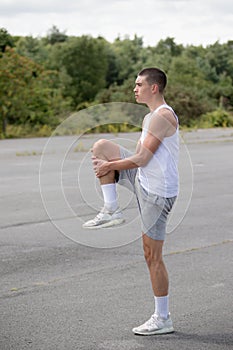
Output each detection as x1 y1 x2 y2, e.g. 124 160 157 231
1 0 232 46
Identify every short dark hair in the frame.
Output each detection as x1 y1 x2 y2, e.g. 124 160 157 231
138 67 167 93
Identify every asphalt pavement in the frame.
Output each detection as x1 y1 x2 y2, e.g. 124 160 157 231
0 128 233 350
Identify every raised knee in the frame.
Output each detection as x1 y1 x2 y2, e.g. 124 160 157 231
92 139 108 156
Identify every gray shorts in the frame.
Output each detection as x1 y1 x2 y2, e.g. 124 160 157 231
117 146 176 241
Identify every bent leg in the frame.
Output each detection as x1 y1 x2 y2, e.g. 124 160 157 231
92 138 121 161
82 139 124 229
92 139 121 184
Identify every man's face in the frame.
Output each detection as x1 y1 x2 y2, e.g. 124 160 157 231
134 75 153 104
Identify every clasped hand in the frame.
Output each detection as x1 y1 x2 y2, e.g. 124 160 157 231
92 156 110 177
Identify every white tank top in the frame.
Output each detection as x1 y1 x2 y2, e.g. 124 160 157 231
138 104 179 197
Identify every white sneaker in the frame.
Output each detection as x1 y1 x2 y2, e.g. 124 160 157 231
132 313 174 336
82 207 124 229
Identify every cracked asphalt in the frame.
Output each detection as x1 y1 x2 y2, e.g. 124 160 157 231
0 128 233 350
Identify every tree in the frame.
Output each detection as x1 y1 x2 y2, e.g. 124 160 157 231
166 55 215 124
57 36 109 107
15 36 49 64
205 41 233 108
45 25 68 45
0 48 69 137
112 35 144 84
96 76 136 104
155 37 183 57
0 30 233 136
0 28 14 52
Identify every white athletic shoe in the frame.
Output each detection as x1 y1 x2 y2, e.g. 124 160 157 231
132 313 174 336
82 207 124 229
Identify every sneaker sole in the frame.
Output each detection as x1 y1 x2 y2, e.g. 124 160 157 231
132 326 174 336
82 218 125 229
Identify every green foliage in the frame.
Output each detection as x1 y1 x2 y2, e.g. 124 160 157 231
0 47 70 137
45 25 68 45
15 36 49 64
197 109 233 128
154 37 183 57
112 35 144 84
55 36 109 107
96 77 136 104
6 123 53 138
0 28 14 52
1 27 233 138
86 122 141 135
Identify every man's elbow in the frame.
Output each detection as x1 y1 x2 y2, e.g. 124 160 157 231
137 154 151 167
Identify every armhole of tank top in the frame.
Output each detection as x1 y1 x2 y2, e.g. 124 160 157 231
156 105 179 128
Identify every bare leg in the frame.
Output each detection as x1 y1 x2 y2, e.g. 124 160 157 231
142 234 168 296
92 139 121 185
131 233 173 334
82 139 123 228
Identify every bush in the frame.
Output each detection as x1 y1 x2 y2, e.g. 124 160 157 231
197 109 233 128
5 123 53 138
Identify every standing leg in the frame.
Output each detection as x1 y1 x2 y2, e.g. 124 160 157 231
132 234 174 335
142 235 168 298
142 234 169 319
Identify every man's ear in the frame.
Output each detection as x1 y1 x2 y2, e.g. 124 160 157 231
151 83 159 94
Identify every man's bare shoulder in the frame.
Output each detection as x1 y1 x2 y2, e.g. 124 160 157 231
149 108 178 138
156 108 177 127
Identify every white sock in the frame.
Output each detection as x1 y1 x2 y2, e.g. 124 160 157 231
154 295 169 319
101 183 118 211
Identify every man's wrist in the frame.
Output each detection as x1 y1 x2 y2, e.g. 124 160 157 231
108 161 115 171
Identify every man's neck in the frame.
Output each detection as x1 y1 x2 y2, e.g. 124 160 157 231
148 97 166 112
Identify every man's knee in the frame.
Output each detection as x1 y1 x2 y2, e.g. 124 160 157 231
92 139 120 161
144 249 162 268
143 235 163 267
92 139 108 157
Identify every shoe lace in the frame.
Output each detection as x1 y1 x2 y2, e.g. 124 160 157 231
93 208 108 222
146 314 159 328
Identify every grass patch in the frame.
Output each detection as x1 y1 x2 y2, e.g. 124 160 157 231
73 142 89 152
16 150 42 156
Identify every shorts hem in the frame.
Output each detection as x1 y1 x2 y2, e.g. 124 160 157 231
142 229 166 241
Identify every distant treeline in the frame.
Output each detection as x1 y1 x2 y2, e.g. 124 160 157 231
0 26 233 138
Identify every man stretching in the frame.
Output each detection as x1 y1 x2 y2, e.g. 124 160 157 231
83 67 179 335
